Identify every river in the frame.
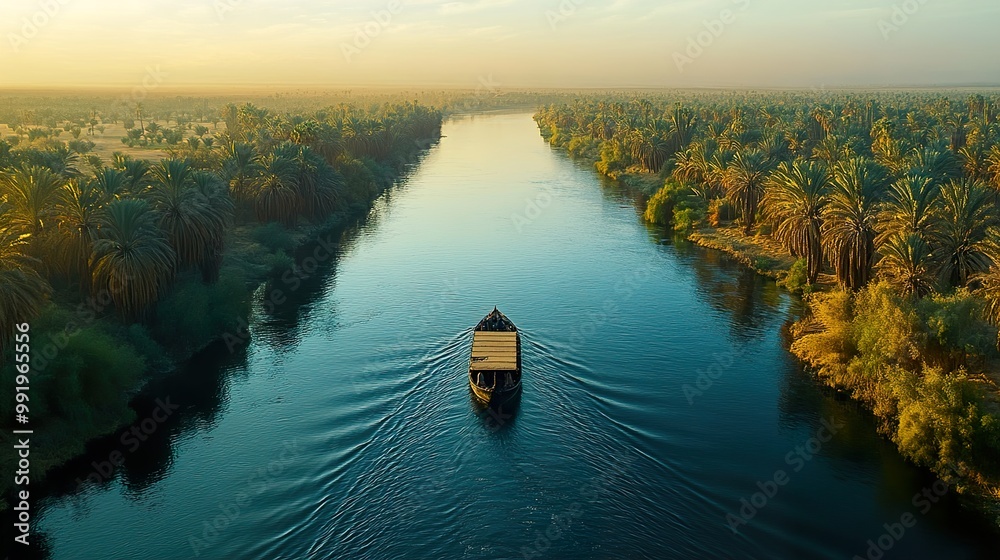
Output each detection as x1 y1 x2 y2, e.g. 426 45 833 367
28 112 1000 559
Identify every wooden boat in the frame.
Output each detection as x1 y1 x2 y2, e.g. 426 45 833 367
469 307 522 406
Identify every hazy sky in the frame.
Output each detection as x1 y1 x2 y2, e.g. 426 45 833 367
2 0 998 89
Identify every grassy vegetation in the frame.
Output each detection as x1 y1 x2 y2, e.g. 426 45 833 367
535 90 1000 524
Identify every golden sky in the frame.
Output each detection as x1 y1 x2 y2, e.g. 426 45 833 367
1 0 998 89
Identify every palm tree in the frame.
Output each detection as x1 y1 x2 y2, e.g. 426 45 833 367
146 159 232 273
191 171 234 282
91 167 130 199
90 198 175 321
763 159 831 283
931 179 998 287
876 233 937 298
0 204 50 354
876 174 939 245
724 149 772 235
254 149 299 224
822 158 890 290
0 165 65 261
54 180 107 291
221 142 262 209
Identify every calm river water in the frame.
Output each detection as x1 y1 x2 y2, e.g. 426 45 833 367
26 112 1000 559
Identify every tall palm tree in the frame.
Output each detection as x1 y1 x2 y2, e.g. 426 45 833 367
254 148 299 224
191 171 234 282
763 159 832 283
91 198 175 321
822 158 890 290
91 167 130 199
931 179 998 287
0 164 65 237
876 233 937 298
0 204 50 354
876 174 939 245
221 142 262 208
146 159 232 273
54 180 107 291
724 149 772 235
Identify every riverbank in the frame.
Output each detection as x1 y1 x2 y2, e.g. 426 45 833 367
0 134 439 510
536 118 1000 529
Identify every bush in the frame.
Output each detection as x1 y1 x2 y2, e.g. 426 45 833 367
644 180 700 227
0 305 144 429
781 258 812 294
567 136 601 160
918 290 997 367
152 269 251 356
251 222 296 253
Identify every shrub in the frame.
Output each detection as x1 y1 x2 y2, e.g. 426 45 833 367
781 258 811 294
251 222 296 253
152 269 251 356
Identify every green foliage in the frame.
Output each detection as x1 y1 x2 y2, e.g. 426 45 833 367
566 136 601 160
918 289 997 365
0 305 143 429
251 221 297 253
644 180 703 230
152 269 251 355
792 281 1000 477
781 258 813 295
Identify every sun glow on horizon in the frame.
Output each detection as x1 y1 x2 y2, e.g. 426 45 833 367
1 0 998 89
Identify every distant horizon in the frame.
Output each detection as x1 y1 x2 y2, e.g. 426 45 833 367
3 83 1000 94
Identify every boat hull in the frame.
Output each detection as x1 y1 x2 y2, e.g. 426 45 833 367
469 374 521 405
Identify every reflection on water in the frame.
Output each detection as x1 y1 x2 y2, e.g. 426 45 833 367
23 112 1000 560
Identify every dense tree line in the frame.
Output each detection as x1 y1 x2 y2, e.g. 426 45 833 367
1 101 442 346
536 92 1000 510
0 101 441 497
